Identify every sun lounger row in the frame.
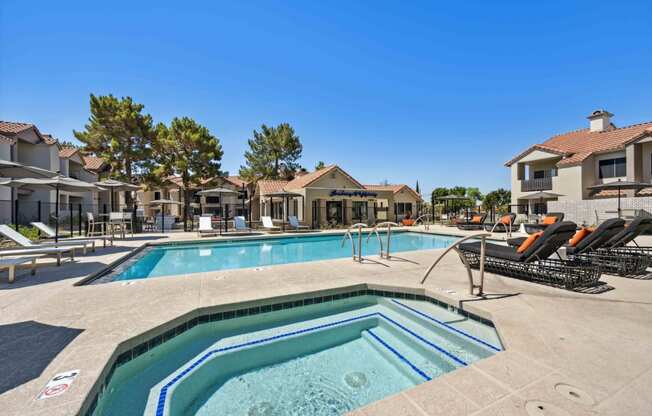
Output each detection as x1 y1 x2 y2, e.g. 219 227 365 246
198 216 312 237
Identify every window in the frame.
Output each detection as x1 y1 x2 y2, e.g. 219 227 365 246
154 191 161 200
352 201 368 221
206 196 220 204
598 157 626 179
533 170 545 179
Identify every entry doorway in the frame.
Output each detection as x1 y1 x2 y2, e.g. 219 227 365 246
326 201 342 225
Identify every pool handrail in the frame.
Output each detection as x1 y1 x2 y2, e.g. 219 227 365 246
414 214 432 230
373 222 399 259
420 233 490 296
341 223 369 262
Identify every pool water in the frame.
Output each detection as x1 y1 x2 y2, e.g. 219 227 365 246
93 295 501 416
110 232 458 281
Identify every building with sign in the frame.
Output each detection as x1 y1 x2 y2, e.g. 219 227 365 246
253 165 422 228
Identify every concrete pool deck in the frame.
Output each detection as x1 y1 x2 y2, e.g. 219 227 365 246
0 225 651 415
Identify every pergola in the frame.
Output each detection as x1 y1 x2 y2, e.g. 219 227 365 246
266 190 304 231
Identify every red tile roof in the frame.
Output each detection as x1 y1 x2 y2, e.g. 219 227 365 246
0 133 16 145
285 165 364 190
223 176 248 188
364 184 422 200
506 121 652 167
58 147 79 158
0 121 34 135
257 179 289 195
41 134 58 145
82 155 106 171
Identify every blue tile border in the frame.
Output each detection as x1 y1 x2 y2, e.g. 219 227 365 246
365 329 432 381
83 287 496 416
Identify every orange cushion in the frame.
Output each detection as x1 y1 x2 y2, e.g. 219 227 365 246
402 219 415 226
500 215 512 225
517 231 543 253
569 228 591 247
542 216 557 225
471 215 482 224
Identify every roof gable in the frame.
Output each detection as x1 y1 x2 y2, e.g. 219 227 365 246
285 165 364 190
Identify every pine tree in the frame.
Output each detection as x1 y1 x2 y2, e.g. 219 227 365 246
154 117 224 230
239 123 302 181
74 94 157 181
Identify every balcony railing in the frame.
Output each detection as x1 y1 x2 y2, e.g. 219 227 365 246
521 177 552 192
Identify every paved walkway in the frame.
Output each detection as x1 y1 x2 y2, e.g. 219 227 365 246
0 225 651 415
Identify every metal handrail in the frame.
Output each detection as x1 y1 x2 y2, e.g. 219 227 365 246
366 226 384 257
374 221 399 258
420 233 490 296
341 223 370 262
490 216 513 238
414 214 432 230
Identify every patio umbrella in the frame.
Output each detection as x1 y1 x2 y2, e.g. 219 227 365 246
519 191 564 215
197 187 237 234
148 199 182 233
267 190 304 231
587 179 650 218
0 176 105 242
94 179 140 212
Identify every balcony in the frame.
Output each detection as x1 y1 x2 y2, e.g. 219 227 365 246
521 177 552 192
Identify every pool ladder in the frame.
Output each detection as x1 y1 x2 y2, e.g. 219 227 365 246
414 214 432 230
341 222 399 262
420 233 490 296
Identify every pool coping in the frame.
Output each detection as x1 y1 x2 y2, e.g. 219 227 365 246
75 229 495 286
80 282 502 416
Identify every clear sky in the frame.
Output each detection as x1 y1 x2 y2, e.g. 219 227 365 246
1 1 651 195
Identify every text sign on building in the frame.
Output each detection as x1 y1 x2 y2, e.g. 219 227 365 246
37 370 80 400
329 190 378 198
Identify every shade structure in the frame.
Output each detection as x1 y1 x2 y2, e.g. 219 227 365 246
0 159 58 178
588 179 650 218
148 199 182 233
435 195 470 221
267 190 304 231
197 188 238 234
520 191 564 215
94 179 140 212
0 176 105 241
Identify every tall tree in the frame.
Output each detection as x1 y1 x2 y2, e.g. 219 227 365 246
415 180 421 195
239 123 302 181
431 187 449 199
74 94 157 182
155 117 223 230
482 188 511 211
315 161 326 170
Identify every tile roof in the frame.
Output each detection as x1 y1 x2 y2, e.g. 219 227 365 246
82 155 106 171
506 121 652 167
0 121 34 135
223 176 248 188
364 184 422 200
41 134 58 145
285 165 364 189
257 180 289 195
58 147 79 158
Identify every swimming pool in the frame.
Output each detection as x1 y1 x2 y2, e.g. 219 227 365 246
105 232 458 282
91 292 501 415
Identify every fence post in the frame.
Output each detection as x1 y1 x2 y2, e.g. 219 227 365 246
132 203 137 234
14 199 18 231
78 204 82 236
69 202 74 237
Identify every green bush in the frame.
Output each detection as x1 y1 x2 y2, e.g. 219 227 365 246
18 225 41 241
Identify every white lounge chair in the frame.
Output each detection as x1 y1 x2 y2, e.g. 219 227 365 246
198 217 218 237
233 216 255 233
0 246 73 266
0 256 41 283
0 224 89 255
30 222 112 248
288 216 310 231
261 216 281 232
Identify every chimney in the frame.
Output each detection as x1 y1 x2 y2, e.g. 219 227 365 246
587 109 614 132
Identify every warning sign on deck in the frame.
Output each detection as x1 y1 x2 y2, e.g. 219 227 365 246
37 370 80 400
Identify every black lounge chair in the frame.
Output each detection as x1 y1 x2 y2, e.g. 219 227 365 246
457 213 487 230
459 221 602 290
579 216 652 276
523 212 565 234
483 213 519 233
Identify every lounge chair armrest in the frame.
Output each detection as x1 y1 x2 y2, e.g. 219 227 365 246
506 237 526 247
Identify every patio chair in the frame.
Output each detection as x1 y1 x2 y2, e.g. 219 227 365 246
109 212 133 239
0 255 41 283
483 213 519 233
198 217 218 237
87 212 106 237
458 221 601 290
523 212 565 234
288 215 310 231
0 224 90 255
261 216 281 232
223 216 258 235
30 222 112 248
456 213 487 230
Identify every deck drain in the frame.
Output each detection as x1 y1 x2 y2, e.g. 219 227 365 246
525 400 572 416
344 372 368 389
248 401 274 416
554 383 595 405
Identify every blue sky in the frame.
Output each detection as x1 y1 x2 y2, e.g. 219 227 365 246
1 1 651 195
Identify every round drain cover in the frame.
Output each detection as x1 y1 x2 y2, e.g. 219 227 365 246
554 383 595 405
248 401 274 416
525 400 572 416
344 372 368 389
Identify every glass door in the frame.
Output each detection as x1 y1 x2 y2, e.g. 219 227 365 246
326 201 342 225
